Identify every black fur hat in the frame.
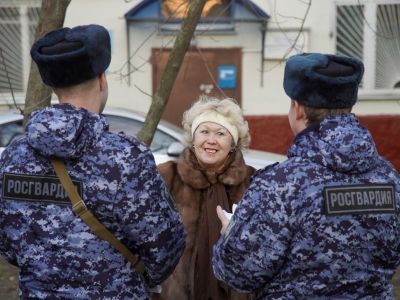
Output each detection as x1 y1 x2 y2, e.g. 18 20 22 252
30 24 111 87
283 53 364 108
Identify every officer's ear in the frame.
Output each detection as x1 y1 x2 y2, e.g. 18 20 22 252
98 73 106 91
293 100 306 121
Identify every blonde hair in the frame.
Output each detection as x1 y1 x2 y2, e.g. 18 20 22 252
182 95 251 149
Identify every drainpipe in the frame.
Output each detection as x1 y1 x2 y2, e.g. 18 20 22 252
260 19 268 87
126 20 131 86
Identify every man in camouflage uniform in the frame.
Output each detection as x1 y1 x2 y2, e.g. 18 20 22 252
0 24 185 299
212 53 400 299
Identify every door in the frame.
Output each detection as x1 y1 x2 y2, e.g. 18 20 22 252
152 48 242 127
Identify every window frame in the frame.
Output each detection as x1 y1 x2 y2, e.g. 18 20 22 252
335 0 400 100
158 0 235 32
0 0 40 105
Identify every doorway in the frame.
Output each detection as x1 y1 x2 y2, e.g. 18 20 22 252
152 48 242 127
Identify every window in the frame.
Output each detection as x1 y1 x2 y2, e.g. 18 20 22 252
336 1 400 92
161 0 230 19
0 1 40 94
106 114 143 137
159 0 234 32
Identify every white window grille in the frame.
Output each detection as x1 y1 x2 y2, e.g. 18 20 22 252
0 1 40 96
336 0 400 96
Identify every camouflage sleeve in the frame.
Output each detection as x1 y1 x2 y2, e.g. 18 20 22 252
113 147 185 286
0 226 15 265
0 170 16 265
212 174 291 292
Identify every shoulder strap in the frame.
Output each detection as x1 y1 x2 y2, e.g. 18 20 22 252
50 158 145 274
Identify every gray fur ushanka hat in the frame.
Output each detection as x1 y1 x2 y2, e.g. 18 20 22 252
283 53 364 108
30 24 111 87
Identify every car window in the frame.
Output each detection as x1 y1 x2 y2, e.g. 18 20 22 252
104 114 178 154
151 130 177 154
0 120 24 147
105 114 143 137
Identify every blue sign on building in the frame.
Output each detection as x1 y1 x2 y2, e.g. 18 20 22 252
218 65 237 89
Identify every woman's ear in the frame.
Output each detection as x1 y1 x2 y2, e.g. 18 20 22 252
230 140 237 152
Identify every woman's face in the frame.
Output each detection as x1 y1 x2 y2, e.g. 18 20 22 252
192 122 233 170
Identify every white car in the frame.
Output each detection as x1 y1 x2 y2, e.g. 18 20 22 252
0 107 286 169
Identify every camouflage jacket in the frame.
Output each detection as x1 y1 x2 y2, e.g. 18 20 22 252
213 113 400 299
0 104 185 299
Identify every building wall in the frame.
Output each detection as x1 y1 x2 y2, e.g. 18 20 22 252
246 115 400 172
249 0 400 116
124 20 271 114
64 0 139 110
63 0 400 117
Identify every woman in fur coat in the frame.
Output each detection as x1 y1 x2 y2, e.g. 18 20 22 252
154 96 255 300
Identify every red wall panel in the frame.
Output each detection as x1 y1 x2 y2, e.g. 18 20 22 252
246 115 400 172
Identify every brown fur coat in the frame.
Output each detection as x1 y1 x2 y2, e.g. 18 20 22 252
154 147 255 300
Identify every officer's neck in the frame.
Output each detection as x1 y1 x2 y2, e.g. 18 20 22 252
53 78 105 115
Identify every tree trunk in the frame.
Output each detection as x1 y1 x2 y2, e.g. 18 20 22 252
24 0 71 125
137 0 207 145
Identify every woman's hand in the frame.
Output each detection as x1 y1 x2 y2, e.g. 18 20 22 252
216 205 230 235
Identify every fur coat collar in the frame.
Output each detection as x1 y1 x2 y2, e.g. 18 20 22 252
176 147 250 189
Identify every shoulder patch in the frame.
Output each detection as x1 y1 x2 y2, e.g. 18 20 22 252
2 173 83 205
323 184 396 215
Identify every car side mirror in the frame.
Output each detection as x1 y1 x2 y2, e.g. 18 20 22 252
167 142 185 157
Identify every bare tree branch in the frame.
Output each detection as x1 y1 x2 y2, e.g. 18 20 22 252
137 0 207 145
24 0 71 125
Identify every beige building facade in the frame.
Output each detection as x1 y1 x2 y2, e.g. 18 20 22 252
0 0 399 117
